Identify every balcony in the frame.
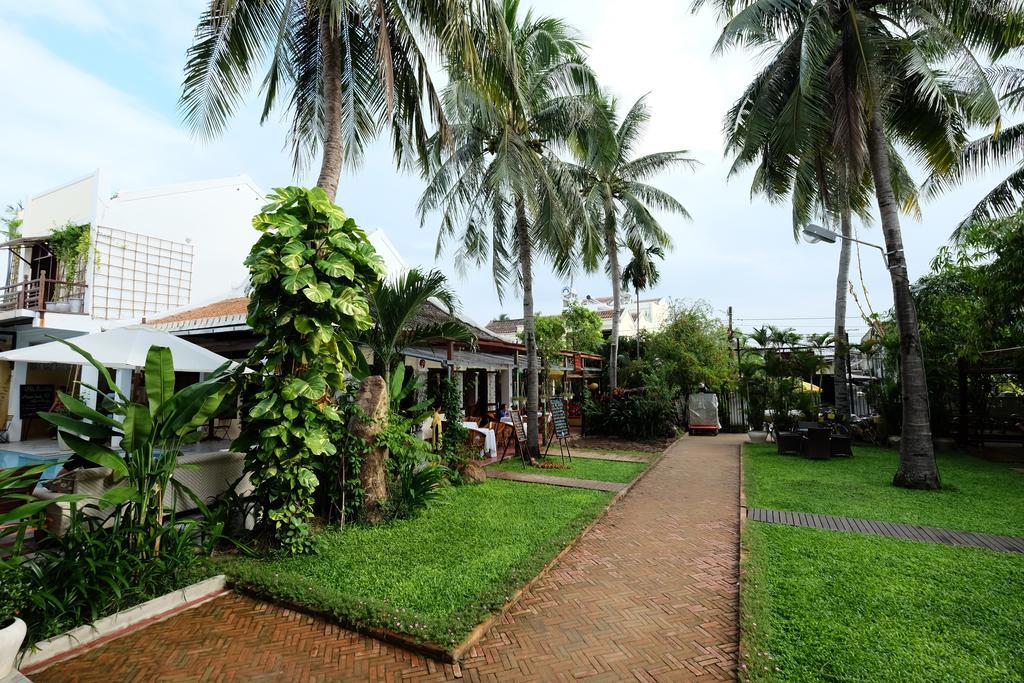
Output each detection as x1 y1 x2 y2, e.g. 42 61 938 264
0 274 87 314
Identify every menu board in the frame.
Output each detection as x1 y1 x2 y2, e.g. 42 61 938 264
549 397 570 439
20 384 55 419
510 410 527 443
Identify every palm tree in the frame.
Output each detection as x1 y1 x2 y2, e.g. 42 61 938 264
180 0 482 200
359 268 476 387
706 0 1021 489
418 0 597 454
568 95 697 390
926 67 1024 241
620 241 664 357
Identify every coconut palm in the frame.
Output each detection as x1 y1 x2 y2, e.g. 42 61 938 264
567 95 697 390
926 66 1024 240
359 268 476 386
180 0 483 200
706 0 1021 489
620 241 664 357
418 0 597 453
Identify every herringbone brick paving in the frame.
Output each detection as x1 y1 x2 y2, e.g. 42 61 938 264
35 435 741 682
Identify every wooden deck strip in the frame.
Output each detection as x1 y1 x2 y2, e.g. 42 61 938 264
747 508 1024 554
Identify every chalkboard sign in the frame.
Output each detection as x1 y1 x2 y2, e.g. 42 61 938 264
20 384 55 419
510 410 527 443
548 397 570 439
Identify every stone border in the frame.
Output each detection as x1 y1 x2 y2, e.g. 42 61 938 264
20 575 227 674
737 440 752 677
234 436 682 665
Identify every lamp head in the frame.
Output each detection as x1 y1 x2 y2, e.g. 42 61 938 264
802 223 838 244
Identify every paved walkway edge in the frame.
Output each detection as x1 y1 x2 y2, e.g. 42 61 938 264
485 468 626 491
22 575 228 674
747 508 1024 553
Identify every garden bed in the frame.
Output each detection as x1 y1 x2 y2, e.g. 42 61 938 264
220 479 614 654
740 522 1024 682
491 456 646 483
743 443 1024 536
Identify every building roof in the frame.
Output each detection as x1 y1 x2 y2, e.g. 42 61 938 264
590 295 665 305
485 318 522 334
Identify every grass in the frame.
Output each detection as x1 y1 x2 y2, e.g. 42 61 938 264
492 455 647 483
744 443 1024 536
221 479 613 647
741 522 1024 682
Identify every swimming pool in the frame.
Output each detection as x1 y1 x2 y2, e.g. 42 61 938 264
0 450 65 480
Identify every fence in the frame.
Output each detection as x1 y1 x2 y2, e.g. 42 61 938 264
718 382 877 431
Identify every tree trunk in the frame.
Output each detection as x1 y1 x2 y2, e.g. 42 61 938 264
316 14 344 201
636 286 641 357
603 188 621 390
866 113 939 489
833 206 852 419
515 199 540 457
349 375 390 523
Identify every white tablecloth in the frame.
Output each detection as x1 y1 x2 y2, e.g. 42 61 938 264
463 422 496 457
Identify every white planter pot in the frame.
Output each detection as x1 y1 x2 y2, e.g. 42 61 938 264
68 298 83 314
48 301 70 313
747 430 768 444
0 617 27 678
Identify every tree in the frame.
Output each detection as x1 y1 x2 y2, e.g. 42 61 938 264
568 95 697 390
643 301 734 395
562 301 603 353
235 187 384 552
621 241 664 357
419 0 597 455
359 268 475 387
533 314 566 403
180 0 481 200
705 0 1022 489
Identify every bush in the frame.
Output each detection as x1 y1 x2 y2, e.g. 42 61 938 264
0 564 28 626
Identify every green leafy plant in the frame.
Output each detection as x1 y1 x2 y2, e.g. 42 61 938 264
40 340 232 557
47 221 90 293
233 186 384 554
0 561 28 627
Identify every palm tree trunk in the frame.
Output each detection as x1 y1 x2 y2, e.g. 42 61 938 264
316 14 343 201
833 207 852 418
866 113 939 490
636 286 641 357
603 189 621 390
516 199 540 457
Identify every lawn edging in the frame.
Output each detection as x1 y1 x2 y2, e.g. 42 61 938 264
20 575 227 674
232 436 678 664
737 441 753 679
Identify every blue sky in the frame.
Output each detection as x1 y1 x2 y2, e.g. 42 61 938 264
0 0 1010 335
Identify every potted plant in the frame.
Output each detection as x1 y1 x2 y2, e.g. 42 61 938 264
0 566 27 677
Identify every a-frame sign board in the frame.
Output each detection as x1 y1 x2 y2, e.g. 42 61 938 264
543 397 572 465
499 410 530 466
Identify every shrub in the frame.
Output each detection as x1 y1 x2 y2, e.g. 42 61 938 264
0 564 28 626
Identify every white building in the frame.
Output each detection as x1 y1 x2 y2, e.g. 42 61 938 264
579 293 671 336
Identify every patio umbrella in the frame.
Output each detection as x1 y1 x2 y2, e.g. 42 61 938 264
0 324 233 373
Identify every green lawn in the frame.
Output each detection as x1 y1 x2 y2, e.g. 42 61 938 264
222 479 612 647
741 522 1024 682
492 456 646 483
744 443 1024 536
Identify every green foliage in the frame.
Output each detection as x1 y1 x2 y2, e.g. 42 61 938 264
41 341 233 555
744 443 1024 537
234 186 384 554
221 480 613 647
0 564 27 625
377 412 448 521
562 302 603 353
312 381 368 526
532 315 566 366
438 377 471 469
638 301 735 394
742 523 1024 682
2 202 22 240
47 221 91 288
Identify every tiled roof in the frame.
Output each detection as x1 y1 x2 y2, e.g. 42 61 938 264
485 318 523 334
596 309 637 321
150 297 249 325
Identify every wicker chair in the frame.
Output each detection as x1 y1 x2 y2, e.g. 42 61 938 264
803 427 832 460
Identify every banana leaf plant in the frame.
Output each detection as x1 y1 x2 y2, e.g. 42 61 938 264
39 339 234 556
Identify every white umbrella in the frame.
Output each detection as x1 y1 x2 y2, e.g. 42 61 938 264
0 324 233 373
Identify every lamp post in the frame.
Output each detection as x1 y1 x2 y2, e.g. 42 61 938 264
801 224 902 272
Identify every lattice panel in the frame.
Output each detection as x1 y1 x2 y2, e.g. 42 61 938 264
91 226 193 320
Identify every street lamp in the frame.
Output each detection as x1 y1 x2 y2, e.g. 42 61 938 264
801 223 899 270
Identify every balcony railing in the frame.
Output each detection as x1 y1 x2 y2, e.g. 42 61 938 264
0 273 88 314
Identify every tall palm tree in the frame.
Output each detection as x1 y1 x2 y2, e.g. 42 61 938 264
926 66 1024 241
418 0 597 453
568 95 697 390
706 0 1020 489
620 241 664 357
359 268 476 386
180 0 483 200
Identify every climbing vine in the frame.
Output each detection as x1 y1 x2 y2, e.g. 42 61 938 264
234 187 384 554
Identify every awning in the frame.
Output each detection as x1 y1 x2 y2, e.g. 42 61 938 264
403 347 515 371
0 236 50 249
0 324 234 373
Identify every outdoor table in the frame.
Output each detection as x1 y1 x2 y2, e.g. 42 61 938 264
463 421 497 457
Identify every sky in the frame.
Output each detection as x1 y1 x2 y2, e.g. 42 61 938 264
0 0 1011 338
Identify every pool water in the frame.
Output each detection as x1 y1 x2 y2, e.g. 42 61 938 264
0 450 65 480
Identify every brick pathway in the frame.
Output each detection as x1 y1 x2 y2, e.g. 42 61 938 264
484 468 628 492
34 435 741 682
748 507 1024 553
569 450 648 463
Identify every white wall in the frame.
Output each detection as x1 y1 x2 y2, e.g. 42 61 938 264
20 172 100 238
98 176 265 303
